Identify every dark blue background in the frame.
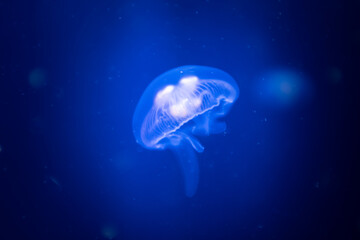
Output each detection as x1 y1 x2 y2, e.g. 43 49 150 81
1 0 359 239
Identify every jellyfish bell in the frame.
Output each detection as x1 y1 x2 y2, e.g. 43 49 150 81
133 65 239 197
133 66 239 149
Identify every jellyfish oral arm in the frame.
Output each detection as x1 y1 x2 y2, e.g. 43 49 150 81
172 140 200 198
170 131 204 153
191 110 227 136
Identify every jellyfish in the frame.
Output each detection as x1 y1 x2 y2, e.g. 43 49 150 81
133 65 239 197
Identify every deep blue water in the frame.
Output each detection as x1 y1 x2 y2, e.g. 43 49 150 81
1 0 359 239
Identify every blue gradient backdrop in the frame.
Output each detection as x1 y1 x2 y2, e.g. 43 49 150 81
1 0 359 239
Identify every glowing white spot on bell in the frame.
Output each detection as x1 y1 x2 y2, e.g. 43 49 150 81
192 97 202 108
180 76 199 85
155 85 175 104
170 98 189 117
160 85 175 96
179 76 199 92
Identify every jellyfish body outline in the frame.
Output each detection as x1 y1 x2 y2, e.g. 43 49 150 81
133 65 239 197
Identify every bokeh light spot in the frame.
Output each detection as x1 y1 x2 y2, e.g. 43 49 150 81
328 67 342 84
29 68 47 89
101 224 118 239
256 69 312 108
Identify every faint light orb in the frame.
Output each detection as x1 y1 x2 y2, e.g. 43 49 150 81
257 69 311 108
101 224 118 239
279 81 293 94
328 67 342 84
29 68 47 89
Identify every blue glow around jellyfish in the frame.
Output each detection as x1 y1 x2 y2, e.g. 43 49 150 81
133 65 239 197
